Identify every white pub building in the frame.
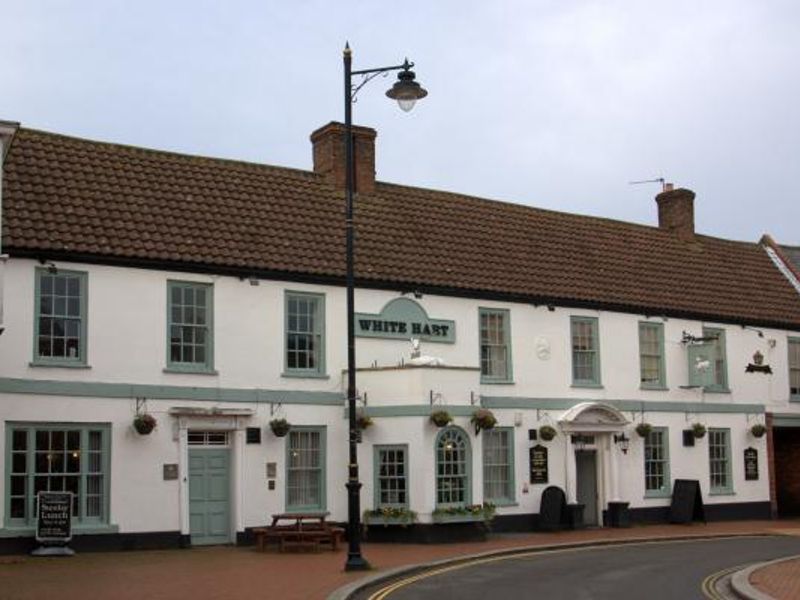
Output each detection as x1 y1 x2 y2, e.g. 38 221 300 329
1 120 800 552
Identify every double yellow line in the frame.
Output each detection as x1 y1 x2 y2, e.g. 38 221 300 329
700 564 745 600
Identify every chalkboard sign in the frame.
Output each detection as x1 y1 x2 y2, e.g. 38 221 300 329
669 479 705 524
744 447 759 481
36 492 73 543
530 445 549 484
538 486 567 531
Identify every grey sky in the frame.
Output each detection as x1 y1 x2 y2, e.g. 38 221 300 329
3 1 798 243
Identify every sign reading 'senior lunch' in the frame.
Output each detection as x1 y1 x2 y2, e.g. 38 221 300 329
36 491 73 543
355 298 456 343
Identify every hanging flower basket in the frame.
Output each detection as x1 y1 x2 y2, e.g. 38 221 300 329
269 418 291 437
691 423 707 439
750 423 767 438
470 409 497 434
539 425 557 441
356 412 373 430
430 410 453 428
133 413 157 435
635 423 653 438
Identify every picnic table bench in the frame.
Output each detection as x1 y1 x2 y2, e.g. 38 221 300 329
253 512 345 553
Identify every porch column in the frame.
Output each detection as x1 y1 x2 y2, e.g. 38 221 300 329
607 434 621 502
565 432 577 504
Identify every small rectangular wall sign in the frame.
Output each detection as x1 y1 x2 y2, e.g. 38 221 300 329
529 444 549 484
744 447 759 480
266 462 277 479
246 427 262 444
163 464 179 480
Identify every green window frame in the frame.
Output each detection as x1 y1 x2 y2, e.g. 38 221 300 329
373 445 409 509
571 316 601 387
5 423 110 528
643 427 671 497
435 426 472 507
708 428 733 495
789 337 800 400
483 427 515 504
33 268 88 367
166 280 214 373
703 327 729 392
479 308 512 383
286 426 326 512
639 322 666 389
284 291 326 377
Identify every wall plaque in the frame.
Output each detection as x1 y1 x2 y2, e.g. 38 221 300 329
163 464 179 480
354 298 455 343
266 462 277 479
744 447 759 481
36 491 72 543
529 444 549 484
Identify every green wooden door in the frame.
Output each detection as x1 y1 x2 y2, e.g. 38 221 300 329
189 449 231 545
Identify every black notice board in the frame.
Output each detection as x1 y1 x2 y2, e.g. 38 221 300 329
669 479 706 524
744 447 759 481
36 491 73 542
529 445 549 484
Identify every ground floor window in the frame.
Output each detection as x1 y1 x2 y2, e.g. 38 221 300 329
374 445 408 507
6 423 110 527
436 427 471 506
644 427 670 497
286 427 326 511
483 427 514 503
709 428 733 494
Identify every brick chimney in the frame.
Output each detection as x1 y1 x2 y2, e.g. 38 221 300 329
310 122 377 194
655 184 695 239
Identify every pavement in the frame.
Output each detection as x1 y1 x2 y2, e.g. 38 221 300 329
744 554 800 600
0 520 798 600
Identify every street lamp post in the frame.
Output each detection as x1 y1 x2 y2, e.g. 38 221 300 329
342 42 427 572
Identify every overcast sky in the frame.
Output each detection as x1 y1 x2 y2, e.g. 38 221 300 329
3 1 798 243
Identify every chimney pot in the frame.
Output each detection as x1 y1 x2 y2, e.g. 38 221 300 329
310 121 377 193
656 187 695 239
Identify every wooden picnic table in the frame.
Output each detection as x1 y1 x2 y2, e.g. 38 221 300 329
253 512 344 553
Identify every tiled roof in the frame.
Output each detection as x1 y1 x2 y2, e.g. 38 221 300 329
3 127 800 329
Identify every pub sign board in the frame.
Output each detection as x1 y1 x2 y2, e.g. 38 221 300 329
530 444 549 484
36 491 73 543
744 447 759 481
354 298 455 343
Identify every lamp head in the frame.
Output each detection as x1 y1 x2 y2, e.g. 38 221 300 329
386 60 428 112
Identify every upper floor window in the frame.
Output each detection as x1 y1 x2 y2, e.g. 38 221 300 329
34 269 88 366
789 337 800 399
436 427 471 506
167 281 214 373
374 445 408 508
644 427 670 497
703 327 728 392
483 427 514 504
639 322 666 389
708 428 733 494
284 292 325 376
571 316 601 386
479 308 512 383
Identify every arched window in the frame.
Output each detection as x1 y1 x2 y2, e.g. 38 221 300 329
436 427 471 506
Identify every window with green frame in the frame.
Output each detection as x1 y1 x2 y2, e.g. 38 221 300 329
708 428 733 494
639 322 666 389
571 316 601 386
167 281 214 372
284 292 326 376
703 327 728 392
286 427 326 511
435 427 471 506
789 337 800 400
479 308 512 383
483 427 515 504
5 423 110 527
644 427 670 497
374 445 408 508
33 268 88 366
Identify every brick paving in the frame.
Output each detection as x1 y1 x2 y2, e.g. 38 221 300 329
0 521 798 600
750 555 800 600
